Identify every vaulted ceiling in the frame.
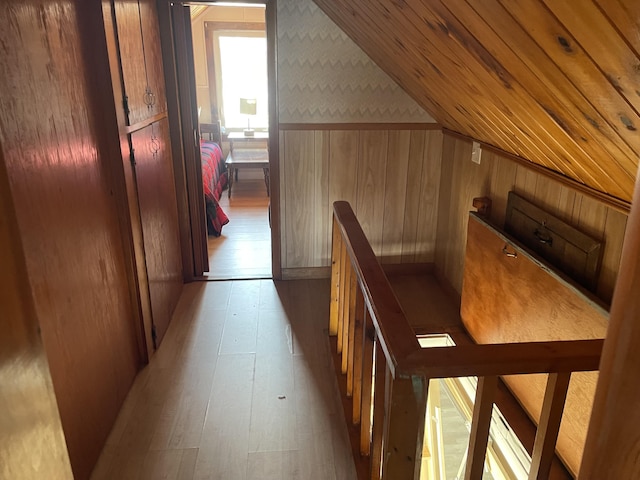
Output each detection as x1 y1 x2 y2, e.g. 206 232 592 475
313 0 640 204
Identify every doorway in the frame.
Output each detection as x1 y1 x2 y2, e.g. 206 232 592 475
163 1 281 280
192 4 271 279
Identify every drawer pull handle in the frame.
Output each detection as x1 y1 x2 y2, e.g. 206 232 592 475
534 228 553 245
502 245 518 258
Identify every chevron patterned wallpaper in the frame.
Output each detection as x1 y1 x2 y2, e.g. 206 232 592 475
277 0 435 123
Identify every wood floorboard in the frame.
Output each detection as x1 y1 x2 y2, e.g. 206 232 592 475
91 181 469 480
90 279 357 480
206 172 271 280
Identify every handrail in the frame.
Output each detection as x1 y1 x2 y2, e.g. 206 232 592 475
398 339 603 378
329 201 603 480
331 200 420 377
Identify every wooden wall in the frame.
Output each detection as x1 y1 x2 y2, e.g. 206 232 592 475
279 127 442 273
436 132 627 307
314 0 640 205
435 131 627 476
0 2 142 479
0 144 73 480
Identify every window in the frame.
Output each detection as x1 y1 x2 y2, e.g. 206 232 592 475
213 31 268 131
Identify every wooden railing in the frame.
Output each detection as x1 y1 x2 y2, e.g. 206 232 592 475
329 201 604 480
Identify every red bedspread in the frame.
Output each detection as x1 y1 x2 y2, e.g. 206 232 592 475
201 141 229 236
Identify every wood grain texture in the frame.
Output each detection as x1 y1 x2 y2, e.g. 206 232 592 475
313 0 640 203
0 2 144 478
580 163 640 479
91 279 357 480
461 215 608 475
382 375 428 480
315 131 331 266
415 130 444 263
281 128 443 270
158 2 206 279
131 119 183 346
205 178 271 280
381 130 410 263
356 131 388 255
103 0 155 360
282 130 316 268
464 376 498 480
436 132 627 305
529 372 571 480
114 0 167 126
0 143 73 480
400 131 427 263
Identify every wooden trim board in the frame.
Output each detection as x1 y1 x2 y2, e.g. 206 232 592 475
280 122 441 131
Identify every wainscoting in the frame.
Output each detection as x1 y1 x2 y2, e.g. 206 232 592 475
436 132 627 306
278 125 443 270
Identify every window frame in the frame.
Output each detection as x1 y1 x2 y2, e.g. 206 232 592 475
204 21 267 133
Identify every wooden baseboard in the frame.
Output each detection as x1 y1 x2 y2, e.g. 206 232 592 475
281 267 331 280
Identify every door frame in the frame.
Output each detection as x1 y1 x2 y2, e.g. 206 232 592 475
157 0 282 280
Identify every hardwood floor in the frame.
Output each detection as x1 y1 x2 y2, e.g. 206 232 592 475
206 170 271 280
90 278 357 480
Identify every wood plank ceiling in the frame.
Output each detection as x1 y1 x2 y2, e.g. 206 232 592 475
313 0 640 204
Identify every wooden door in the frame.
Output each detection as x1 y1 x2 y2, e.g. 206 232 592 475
1 2 146 478
113 0 183 347
115 0 167 125
169 2 209 275
131 119 183 346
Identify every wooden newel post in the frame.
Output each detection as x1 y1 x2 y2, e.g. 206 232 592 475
579 175 640 479
382 374 428 480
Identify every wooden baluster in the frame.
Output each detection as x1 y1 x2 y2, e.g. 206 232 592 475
370 340 386 480
360 309 375 456
352 287 365 423
347 271 358 396
381 371 428 480
529 372 571 480
464 375 498 480
337 240 347 353
341 261 352 374
329 217 341 336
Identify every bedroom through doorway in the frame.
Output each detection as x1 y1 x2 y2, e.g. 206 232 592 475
189 3 271 280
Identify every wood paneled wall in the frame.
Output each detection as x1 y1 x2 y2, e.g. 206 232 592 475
279 127 442 272
0 145 73 480
0 2 143 479
436 133 627 475
314 0 640 204
436 132 627 306
580 174 640 480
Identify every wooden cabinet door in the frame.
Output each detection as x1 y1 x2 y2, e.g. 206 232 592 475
114 0 167 125
130 119 183 346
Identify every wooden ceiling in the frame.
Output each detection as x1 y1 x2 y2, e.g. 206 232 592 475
313 0 640 204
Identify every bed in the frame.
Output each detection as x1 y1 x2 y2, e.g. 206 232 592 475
200 140 229 236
